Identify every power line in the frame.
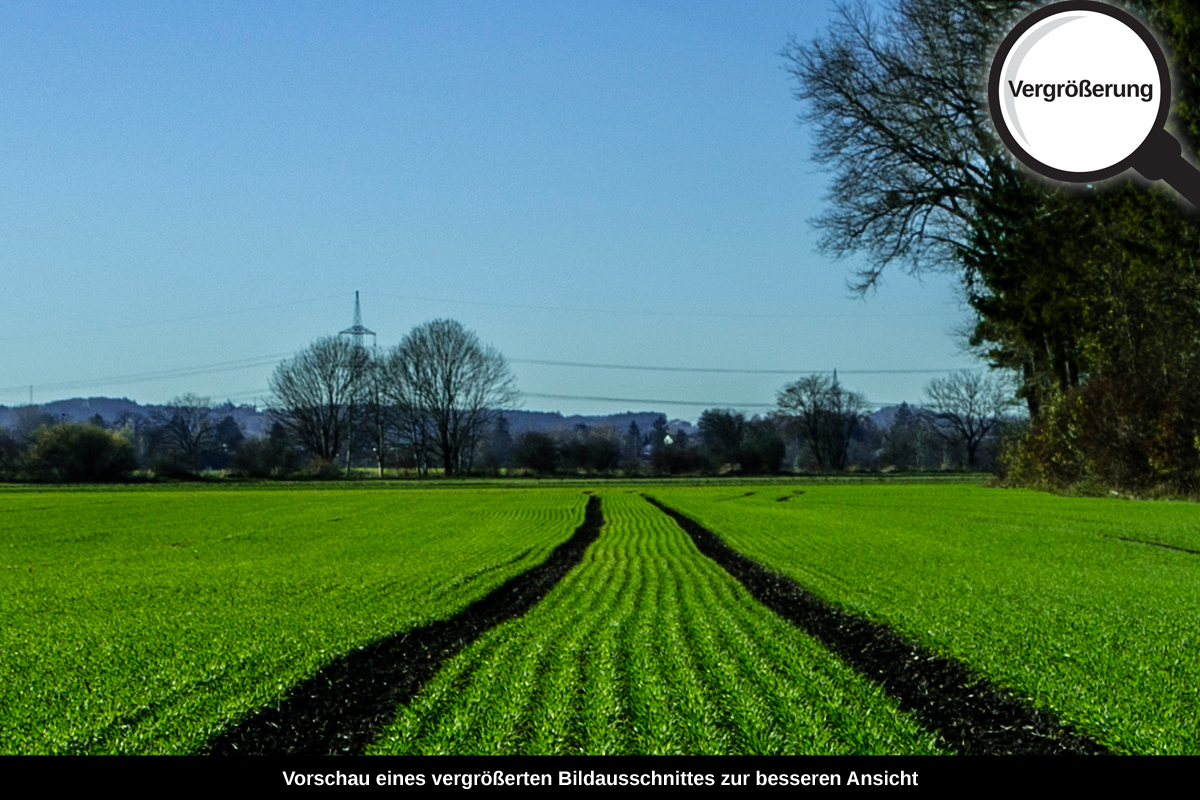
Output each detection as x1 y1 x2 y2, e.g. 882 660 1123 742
369 290 952 322
1 288 959 346
523 392 773 409
511 358 957 375
0 295 341 344
522 392 901 410
207 388 903 412
0 353 297 395
221 388 271 404
4 349 962 399
6 381 902 413
211 387 898 412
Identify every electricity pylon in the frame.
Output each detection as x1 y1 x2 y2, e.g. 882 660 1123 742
338 291 376 477
338 291 376 349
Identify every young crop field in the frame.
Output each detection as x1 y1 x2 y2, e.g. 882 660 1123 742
2 480 1196 755
367 492 945 755
0 485 587 754
651 484 1200 755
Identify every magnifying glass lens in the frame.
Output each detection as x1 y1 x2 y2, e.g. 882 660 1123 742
998 10 1161 174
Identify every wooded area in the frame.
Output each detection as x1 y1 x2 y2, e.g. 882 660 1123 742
786 0 1200 494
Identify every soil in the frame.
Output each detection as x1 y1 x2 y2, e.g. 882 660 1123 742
1106 534 1200 556
644 495 1110 756
208 495 604 756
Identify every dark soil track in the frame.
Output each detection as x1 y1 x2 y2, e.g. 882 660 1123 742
208 495 604 756
1106 534 1200 556
644 495 1110 756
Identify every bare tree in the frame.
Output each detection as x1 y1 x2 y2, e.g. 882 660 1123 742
378 343 431 475
151 394 220 471
776 373 866 470
269 336 369 464
776 376 828 468
381 319 517 476
356 352 394 477
923 370 1014 469
783 0 1028 293
782 0 1120 421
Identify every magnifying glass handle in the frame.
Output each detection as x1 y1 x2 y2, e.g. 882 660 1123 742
1131 129 1200 209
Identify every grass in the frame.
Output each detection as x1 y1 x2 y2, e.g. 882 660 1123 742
3 478 1196 755
0 485 587 754
367 492 946 755
652 483 1200 754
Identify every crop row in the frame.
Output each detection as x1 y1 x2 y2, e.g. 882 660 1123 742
366 492 945 755
653 484 1200 754
5 481 1195 755
0 486 588 754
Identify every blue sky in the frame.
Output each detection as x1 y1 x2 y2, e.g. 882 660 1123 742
0 1 979 418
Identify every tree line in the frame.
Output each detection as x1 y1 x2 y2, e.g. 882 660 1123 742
505 370 1012 476
0 363 1012 481
787 0 1200 494
0 318 516 481
0 396 246 482
259 320 1015 477
266 318 516 477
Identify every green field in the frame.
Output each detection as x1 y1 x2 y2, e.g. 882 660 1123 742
0 485 587 754
368 492 944 755
652 484 1200 755
1 480 1196 754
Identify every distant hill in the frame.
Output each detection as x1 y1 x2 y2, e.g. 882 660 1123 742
0 400 931 443
0 397 267 436
1 398 926 439
502 410 697 437
0 399 700 439
869 405 902 428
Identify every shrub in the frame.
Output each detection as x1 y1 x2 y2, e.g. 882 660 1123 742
0 429 22 480
514 432 559 474
228 424 304 478
25 423 137 482
650 444 710 475
1000 376 1200 495
305 456 345 480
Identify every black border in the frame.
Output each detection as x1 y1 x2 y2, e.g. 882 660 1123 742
988 0 1171 182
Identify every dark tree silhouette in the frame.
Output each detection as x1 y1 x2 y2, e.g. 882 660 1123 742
151 394 221 471
923 371 1014 469
698 408 745 466
776 374 866 470
270 337 369 464
381 320 517 477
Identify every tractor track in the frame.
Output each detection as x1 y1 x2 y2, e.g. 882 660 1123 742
644 494 1110 756
208 495 603 756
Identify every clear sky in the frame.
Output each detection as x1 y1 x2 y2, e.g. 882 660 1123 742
0 0 980 419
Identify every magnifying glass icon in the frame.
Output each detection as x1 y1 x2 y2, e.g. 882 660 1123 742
989 0 1200 207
